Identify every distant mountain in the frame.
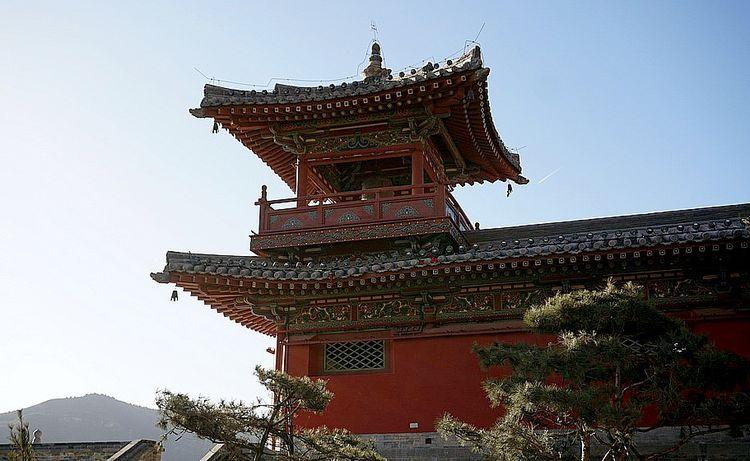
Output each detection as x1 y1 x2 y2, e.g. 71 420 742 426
0 394 214 461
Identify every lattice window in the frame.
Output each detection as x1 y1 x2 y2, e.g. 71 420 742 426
324 340 385 372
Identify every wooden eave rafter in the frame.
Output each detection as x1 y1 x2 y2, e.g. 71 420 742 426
203 76 469 176
202 72 469 120
442 98 511 185
434 117 466 171
165 238 746 331
305 166 335 196
305 143 420 165
175 278 277 336
203 68 522 190
419 138 448 184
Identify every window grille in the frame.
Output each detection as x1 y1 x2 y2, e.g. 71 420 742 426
324 340 385 372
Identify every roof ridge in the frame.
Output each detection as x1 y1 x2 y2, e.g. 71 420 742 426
470 203 750 238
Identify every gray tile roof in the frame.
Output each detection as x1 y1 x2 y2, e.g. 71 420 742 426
152 203 750 283
187 45 525 188
193 47 483 110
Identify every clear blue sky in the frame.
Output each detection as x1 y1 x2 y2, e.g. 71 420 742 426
1 1 749 412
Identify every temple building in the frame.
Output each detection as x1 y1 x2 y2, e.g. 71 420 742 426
152 43 750 459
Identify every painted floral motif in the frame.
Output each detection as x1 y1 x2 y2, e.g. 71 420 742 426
340 135 379 150
358 300 419 320
307 130 412 154
395 206 419 218
251 219 452 249
281 217 304 230
294 304 352 324
440 293 495 316
648 279 714 302
500 289 553 310
337 212 360 223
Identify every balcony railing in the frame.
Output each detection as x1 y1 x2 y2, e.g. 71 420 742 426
256 184 472 236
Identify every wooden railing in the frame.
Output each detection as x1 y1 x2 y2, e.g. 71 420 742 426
256 184 472 235
445 192 474 232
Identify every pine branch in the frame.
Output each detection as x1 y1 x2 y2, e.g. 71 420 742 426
453 282 750 461
156 366 381 460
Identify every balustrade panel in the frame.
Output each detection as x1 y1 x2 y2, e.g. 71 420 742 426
258 185 470 235
380 196 438 221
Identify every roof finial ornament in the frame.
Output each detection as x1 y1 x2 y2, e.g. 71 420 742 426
363 41 391 80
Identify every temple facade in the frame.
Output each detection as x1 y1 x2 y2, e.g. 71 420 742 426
152 43 750 459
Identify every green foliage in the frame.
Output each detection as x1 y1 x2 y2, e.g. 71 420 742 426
523 282 677 340
254 367 332 413
7 410 35 461
156 366 383 461
436 413 566 461
295 427 385 461
438 281 750 461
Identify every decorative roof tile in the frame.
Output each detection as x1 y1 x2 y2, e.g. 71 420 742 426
189 45 525 188
193 47 483 109
152 203 750 284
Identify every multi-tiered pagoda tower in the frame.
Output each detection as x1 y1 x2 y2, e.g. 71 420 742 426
153 43 750 457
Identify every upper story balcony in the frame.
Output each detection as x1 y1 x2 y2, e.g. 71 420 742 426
249 184 473 252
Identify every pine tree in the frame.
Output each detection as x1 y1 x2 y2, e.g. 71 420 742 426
437 282 750 461
156 366 384 461
8 409 35 461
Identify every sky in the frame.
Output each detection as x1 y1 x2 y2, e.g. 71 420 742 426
1 1 749 413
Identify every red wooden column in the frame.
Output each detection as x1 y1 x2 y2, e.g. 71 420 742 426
435 183 446 218
411 150 424 194
296 157 309 206
275 331 286 372
257 185 269 233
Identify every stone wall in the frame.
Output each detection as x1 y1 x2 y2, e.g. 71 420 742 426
0 440 160 461
595 428 750 461
362 429 750 461
0 441 126 461
363 432 480 461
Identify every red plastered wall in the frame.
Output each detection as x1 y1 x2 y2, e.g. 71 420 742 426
288 331 548 434
689 317 750 356
286 315 750 434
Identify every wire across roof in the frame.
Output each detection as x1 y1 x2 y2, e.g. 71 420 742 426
190 46 526 189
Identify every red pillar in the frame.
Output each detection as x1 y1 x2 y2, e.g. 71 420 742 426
296 158 309 206
411 151 424 194
275 331 286 372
